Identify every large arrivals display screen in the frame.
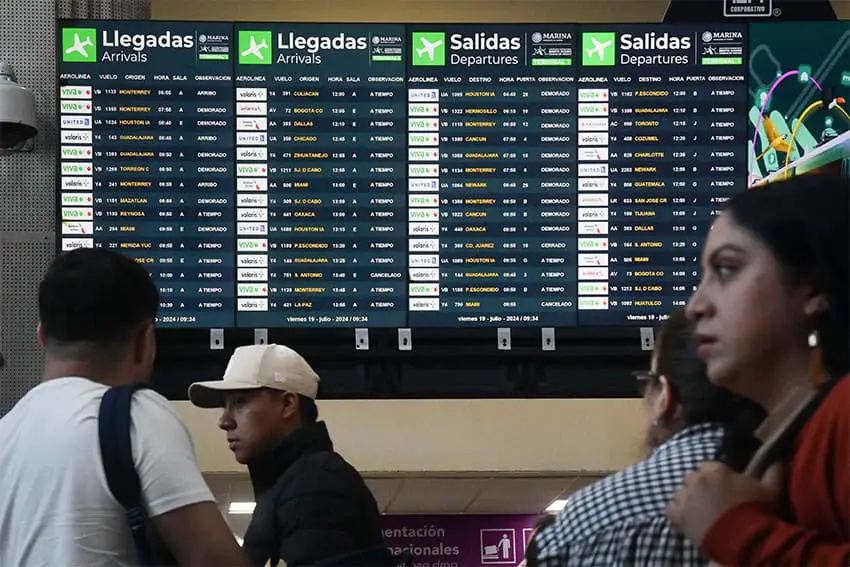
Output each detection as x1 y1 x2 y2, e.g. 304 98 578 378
56 20 850 328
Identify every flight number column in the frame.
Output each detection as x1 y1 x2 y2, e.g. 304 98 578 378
234 92 270 315
407 87 442 314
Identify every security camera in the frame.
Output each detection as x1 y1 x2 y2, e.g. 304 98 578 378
0 62 38 155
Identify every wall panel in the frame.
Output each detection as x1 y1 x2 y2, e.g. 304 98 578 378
0 0 57 413
176 398 646 474
0 0 151 415
152 0 850 23
152 0 670 22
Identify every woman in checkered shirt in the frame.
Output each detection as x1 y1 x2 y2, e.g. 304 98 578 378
527 308 764 567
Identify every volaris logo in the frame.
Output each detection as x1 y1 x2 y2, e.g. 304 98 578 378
239 30 272 64
582 32 615 66
62 28 97 63
412 32 445 66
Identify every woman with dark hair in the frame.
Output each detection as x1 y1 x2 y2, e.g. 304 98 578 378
668 173 850 565
529 309 763 567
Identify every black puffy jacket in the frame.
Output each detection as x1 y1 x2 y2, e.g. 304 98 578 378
242 421 385 566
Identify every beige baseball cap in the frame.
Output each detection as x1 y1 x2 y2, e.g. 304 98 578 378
188 344 320 409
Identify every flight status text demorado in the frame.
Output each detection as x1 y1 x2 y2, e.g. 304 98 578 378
57 20 750 328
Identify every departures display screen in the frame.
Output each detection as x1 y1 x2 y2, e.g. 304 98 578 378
57 19 807 328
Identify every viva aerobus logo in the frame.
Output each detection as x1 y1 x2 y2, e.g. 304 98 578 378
62 28 98 62
582 31 616 66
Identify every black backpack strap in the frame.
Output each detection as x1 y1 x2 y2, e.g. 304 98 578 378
99 383 154 566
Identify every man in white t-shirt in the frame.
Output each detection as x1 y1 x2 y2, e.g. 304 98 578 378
0 248 247 567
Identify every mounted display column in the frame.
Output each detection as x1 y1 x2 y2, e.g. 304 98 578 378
234 24 409 327
57 20 237 328
406 25 579 327
575 24 748 324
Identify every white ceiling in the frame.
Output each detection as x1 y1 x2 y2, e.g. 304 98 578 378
206 473 603 537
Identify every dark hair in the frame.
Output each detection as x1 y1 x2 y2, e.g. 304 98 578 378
648 308 765 437
39 248 159 347
725 174 850 379
298 395 318 424
524 514 557 567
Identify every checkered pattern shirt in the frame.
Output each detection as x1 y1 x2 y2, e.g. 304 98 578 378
532 422 727 567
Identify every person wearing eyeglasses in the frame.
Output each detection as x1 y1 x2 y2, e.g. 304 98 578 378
527 308 764 567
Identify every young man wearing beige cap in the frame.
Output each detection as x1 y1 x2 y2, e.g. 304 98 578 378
188 344 390 567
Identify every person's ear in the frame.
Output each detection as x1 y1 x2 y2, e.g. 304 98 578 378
802 290 829 318
36 322 46 347
132 323 155 365
280 392 299 420
654 376 675 420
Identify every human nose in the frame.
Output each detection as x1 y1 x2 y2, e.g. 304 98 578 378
685 282 710 321
218 406 235 431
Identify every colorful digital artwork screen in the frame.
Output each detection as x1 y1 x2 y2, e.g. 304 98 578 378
748 22 850 186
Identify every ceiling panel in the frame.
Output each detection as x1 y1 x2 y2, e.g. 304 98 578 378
207 474 254 503
385 478 486 514
563 476 599 494
204 472 607 533
224 513 252 537
365 478 404 512
466 477 575 515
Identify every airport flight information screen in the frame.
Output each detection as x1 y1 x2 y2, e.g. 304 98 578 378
57 21 236 328
57 20 760 328
405 25 579 327
232 24 408 328
575 24 747 324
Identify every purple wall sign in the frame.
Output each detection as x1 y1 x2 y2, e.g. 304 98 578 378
381 515 541 567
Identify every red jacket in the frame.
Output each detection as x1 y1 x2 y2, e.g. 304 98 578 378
701 376 850 566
